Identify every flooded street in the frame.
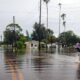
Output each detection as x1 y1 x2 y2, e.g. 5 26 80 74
0 47 80 80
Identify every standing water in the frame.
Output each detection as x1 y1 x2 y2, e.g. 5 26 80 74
0 46 80 80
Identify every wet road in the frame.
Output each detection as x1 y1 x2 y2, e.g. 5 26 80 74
0 48 80 80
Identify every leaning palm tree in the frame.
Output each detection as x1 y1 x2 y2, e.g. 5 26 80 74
43 0 50 52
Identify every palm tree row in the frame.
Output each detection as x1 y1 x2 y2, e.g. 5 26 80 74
39 0 50 52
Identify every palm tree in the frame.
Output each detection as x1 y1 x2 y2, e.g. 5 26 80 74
61 13 66 32
43 0 50 52
44 0 50 3
43 0 50 29
38 0 42 52
61 13 66 47
63 21 66 28
58 2 62 53
58 3 62 35
61 13 66 21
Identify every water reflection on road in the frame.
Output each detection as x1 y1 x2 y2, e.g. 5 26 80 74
0 47 80 80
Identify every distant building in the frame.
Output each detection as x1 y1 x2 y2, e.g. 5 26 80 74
25 40 39 49
30 41 39 49
25 41 56 49
47 43 56 48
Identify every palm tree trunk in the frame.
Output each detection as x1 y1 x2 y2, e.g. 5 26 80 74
39 0 42 53
63 20 66 47
13 16 16 51
46 3 48 53
46 3 48 29
58 3 61 53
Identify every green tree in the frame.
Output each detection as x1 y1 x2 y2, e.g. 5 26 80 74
48 35 56 44
4 23 26 49
32 22 56 50
16 34 26 49
59 31 80 47
6 23 22 45
6 23 22 31
4 29 14 45
31 22 47 41
32 22 54 42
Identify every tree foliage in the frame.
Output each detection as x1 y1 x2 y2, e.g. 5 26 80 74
16 34 26 49
6 23 22 31
59 31 80 46
31 22 47 41
4 29 14 44
43 0 50 4
31 22 56 44
4 23 26 49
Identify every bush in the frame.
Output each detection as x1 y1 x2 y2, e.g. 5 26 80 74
16 41 24 49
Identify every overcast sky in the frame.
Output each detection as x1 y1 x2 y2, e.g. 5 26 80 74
0 0 80 38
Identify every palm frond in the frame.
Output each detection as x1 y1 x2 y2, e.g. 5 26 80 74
43 0 50 3
61 13 66 20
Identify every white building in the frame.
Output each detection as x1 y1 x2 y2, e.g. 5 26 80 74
25 40 39 49
47 43 56 48
25 41 56 49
